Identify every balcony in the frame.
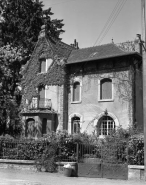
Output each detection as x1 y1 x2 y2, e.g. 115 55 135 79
29 98 52 110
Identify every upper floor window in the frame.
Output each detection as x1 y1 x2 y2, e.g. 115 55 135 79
40 59 46 73
99 78 113 101
40 58 53 73
73 82 80 101
71 81 82 103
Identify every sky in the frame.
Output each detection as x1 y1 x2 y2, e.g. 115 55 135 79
41 0 141 48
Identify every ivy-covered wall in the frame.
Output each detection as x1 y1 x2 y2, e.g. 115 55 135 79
21 33 73 136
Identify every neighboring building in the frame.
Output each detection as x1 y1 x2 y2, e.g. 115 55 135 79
21 26 142 138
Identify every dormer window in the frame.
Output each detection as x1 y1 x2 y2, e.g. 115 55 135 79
40 58 53 73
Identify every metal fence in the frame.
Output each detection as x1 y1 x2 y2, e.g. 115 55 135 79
0 140 49 160
0 139 143 165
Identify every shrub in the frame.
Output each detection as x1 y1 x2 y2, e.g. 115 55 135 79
0 129 144 166
128 136 144 165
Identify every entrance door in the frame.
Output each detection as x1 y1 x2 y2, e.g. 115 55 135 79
42 118 47 136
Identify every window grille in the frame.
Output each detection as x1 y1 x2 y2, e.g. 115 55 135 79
99 116 115 136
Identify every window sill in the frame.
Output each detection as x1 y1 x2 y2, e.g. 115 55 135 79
71 101 82 104
37 72 47 75
98 99 114 102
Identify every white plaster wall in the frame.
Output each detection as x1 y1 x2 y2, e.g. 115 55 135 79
68 70 132 134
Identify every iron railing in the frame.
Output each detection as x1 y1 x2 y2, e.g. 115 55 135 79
29 98 52 109
0 141 128 164
0 139 144 165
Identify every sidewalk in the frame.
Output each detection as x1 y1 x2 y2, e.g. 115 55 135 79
0 168 145 185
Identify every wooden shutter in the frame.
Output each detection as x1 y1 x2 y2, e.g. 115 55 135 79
41 59 46 73
73 82 80 101
100 79 112 99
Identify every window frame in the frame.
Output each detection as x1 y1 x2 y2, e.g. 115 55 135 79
98 78 114 102
71 79 82 104
99 115 116 137
39 58 53 73
72 120 80 134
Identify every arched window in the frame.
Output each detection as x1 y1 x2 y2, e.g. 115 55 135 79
71 116 80 134
25 118 35 138
72 81 81 102
100 78 112 100
99 116 115 136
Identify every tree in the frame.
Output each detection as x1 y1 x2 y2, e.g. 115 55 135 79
0 0 65 136
0 0 64 63
0 44 26 136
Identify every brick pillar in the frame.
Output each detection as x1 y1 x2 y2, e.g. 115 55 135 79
57 84 68 131
57 85 64 131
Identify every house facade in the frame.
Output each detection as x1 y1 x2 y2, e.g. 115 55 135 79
21 26 143 138
67 45 142 136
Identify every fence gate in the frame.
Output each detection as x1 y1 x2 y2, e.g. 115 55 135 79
78 141 128 180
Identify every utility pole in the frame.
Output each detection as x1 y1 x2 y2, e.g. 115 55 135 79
141 0 146 181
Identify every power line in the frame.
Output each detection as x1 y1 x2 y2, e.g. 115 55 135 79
94 0 125 46
48 0 78 6
98 0 127 45
93 0 122 46
93 0 127 46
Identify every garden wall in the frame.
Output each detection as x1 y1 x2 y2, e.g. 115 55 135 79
0 159 144 180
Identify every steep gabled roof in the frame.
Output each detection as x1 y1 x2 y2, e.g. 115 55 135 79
46 37 74 58
67 43 141 64
22 36 74 75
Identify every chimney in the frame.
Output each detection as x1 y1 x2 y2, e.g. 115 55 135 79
136 34 143 55
70 39 79 49
38 25 45 39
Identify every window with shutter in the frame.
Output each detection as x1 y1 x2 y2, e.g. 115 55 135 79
40 58 53 73
40 59 46 73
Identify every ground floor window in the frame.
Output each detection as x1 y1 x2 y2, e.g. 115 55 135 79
71 116 80 134
25 118 35 138
99 116 115 136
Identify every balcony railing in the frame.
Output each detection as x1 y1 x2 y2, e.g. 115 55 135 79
29 98 52 109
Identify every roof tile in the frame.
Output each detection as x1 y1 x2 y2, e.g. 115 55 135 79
67 43 140 64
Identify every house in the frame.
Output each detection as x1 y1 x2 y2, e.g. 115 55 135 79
21 25 142 138
21 25 73 138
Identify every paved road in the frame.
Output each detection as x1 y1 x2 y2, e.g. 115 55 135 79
0 168 145 185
